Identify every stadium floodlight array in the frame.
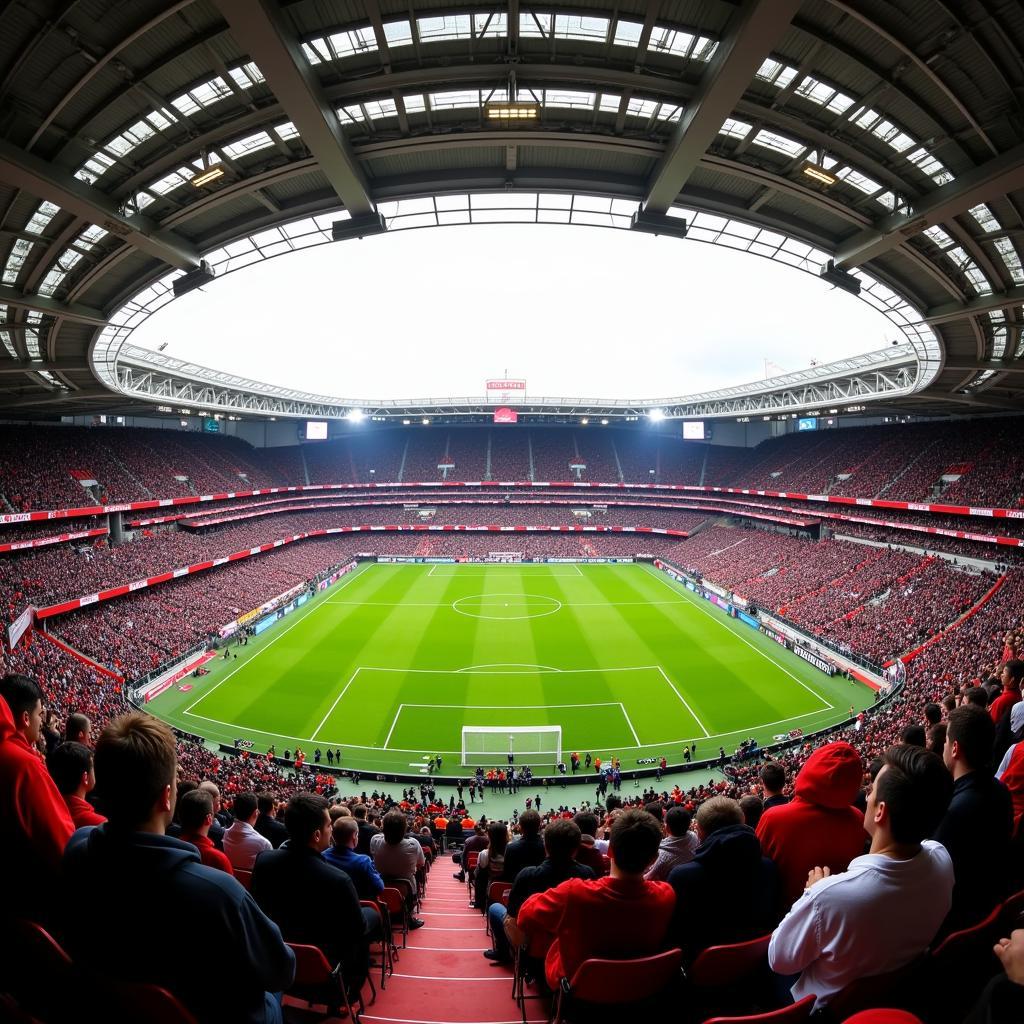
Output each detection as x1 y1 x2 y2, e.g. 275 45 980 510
461 725 562 767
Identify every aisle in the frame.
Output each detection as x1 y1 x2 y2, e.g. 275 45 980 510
361 867 547 1024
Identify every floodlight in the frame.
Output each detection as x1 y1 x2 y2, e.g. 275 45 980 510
819 260 861 296
648 408 665 421
172 260 216 297
346 409 365 422
802 162 837 186
422 417 430 425
485 101 540 122
581 417 589 425
630 210 689 240
600 418 609 425
332 213 388 241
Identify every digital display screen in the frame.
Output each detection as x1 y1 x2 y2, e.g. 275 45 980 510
798 417 818 431
203 418 219 433
305 421 328 440
682 421 706 440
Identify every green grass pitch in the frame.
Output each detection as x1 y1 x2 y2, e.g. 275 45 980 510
151 562 875 776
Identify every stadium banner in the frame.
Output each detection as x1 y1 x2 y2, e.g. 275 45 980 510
793 645 837 676
138 650 217 702
253 614 278 635
7 605 34 649
703 580 729 599
485 378 526 404
762 625 789 648
493 407 518 424
0 526 108 553
737 611 760 629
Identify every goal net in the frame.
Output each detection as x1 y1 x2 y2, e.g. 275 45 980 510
461 725 562 766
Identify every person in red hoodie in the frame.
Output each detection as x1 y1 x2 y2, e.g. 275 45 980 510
989 660 1024 725
178 788 235 875
0 674 75 919
756 741 866 907
48 741 106 828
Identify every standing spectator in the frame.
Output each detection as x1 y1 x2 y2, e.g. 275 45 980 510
323 817 384 901
572 811 609 877
502 809 545 881
768 745 954 1009
645 805 698 882
517 809 675 990
62 713 294 1023
64 712 92 746
935 705 1013 932
178 789 234 875
760 762 789 810
453 821 487 882
255 793 288 849
48 741 106 828
756 742 866 907
223 792 272 873
990 661 1024 724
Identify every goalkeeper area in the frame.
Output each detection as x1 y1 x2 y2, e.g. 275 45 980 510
150 561 875 775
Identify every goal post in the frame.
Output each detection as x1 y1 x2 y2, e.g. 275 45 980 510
461 725 562 766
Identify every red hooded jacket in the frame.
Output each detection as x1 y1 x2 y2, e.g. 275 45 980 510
755 742 866 906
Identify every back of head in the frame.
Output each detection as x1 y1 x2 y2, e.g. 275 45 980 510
609 809 662 874
382 809 407 845
48 741 93 796
232 792 258 823
1006 659 1024 688
664 805 692 838
696 796 744 839
738 795 763 830
65 712 90 743
352 803 367 820
543 819 581 861
573 811 598 838
487 821 508 854
875 745 953 845
257 793 275 816
644 801 665 822
945 704 995 771
94 713 176 829
900 724 927 748
285 793 329 844
923 703 942 726
178 789 214 833
794 742 863 809
332 816 358 849
759 762 785 794
964 687 989 709
518 809 541 838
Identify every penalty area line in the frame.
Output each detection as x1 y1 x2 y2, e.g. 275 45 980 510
653 666 711 738
311 667 363 740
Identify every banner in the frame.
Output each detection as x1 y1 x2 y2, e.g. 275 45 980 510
0 527 108 553
493 407 518 424
793 645 836 676
7 605 34 649
485 378 526 404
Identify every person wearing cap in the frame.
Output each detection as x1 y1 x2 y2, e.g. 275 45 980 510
756 742 867 907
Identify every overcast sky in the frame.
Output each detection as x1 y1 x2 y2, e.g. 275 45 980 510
132 224 898 401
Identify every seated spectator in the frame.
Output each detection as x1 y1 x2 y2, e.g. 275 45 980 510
668 797 778 959
251 794 370 998
761 762 789 810
178 788 234 875
64 712 92 746
223 792 272 873
485 819 595 965
756 742 866 907
48 741 106 828
517 809 675 990
0 674 74 920
475 821 509 908
935 705 1013 932
990 661 1024 724
323 817 384 900
768 745 954 1009
453 821 487 882
370 810 426 928
503 809 545 881
198 779 228 846
353 803 379 855
62 713 294 1023
255 793 288 849
965 928 1024 1024
645 805 697 881
572 811 609 877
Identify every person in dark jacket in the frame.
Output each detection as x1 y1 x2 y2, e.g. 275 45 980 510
352 802 379 855
61 713 294 1024
255 793 288 849
668 796 778 960
935 705 1013 933
502 809 545 881
760 762 789 810
251 794 371 996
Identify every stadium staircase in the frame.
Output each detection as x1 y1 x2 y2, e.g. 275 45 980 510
397 437 409 483
106 450 154 499
876 438 942 497
484 431 492 481
610 437 625 483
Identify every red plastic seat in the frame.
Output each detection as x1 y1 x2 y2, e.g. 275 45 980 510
689 934 771 988
93 978 199 1024
931 904 1002 959
286 942 362 1021
841 1011 925 1024
826 956 927 1023
378 886 409 949
998 888 1024 933
700 994 816 1023
2 921 75 1020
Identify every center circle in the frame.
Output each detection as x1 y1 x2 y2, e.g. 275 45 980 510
451 593 563 621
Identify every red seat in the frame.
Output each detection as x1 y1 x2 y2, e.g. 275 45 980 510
700 994 816 1023
826 956 927 1023
286 942 362 1021
2 921 76 1020
234 867 253 890
551 948 684 1024
93 978 199 1024
931 904 1002 960
841 1011 925 1024
998 888 1024 933
378 886 409 949
486 880 514 934
689 934 771 988
926 905 1003 1023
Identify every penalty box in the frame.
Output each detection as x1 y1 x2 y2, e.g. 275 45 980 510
311 664 706 753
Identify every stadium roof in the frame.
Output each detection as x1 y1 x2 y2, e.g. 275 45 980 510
1 0 1023 420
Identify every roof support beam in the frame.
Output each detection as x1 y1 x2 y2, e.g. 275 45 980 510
0 360 92 376
923 285 1024 325
942 361 1024 375
834 143 1024 269
0 140 201 271
642 0 801 214
0 285 107 326
214 0 375 217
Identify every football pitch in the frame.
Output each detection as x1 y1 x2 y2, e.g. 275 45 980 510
152 562 874 776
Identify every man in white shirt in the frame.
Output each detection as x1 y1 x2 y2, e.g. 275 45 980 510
222 791 272 873
769 744 954 1009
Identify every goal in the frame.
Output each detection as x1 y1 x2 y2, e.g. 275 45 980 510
461 725 562 767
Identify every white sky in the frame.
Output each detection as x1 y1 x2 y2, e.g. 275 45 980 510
132 225 898 400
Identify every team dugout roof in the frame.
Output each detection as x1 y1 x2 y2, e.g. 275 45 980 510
0 0 1023 419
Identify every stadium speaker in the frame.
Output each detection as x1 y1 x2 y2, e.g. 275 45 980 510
172 260 216 298
630 210 689 240
819 260 862 296
332 213 388 241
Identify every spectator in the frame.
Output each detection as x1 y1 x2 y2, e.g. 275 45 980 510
197 780 228 847
475 821 509 908
62 712 294 1023
251 794 370 998
370 810 426 928
453 821 488 883
485 819 595 965
901 724 927 747
48 740 106 828
517 809 675 990
964 928 1024 1024
990 661 1024 724
572 811 609 877
352 803 379 855
668 797 778 959
64 712 92 746
223 792 272 873
935 705 1013 932
0 674 74 919
178 788 234 875
740 794 765 831
760 762 789 810
645 805 698 881
502 808 545 881
323 817 384 900
255 793 288 849
768 745 954 1009
756 742 866 907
